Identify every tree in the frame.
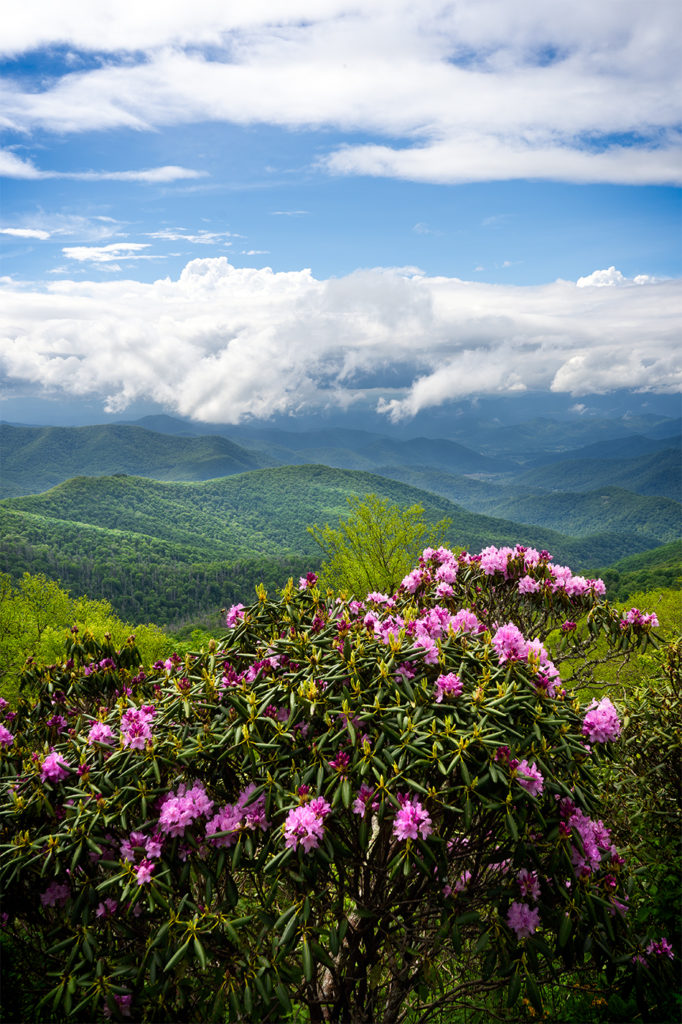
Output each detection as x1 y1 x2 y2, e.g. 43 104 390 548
308 493 452 596
0 543 675 1023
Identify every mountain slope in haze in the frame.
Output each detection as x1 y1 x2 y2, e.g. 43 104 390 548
527 431 681 466
0 423 269 498
131 411 681 460
514 449 681 502
0 466 664 624
0 421 511 498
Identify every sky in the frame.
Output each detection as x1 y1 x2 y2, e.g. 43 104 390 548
1 0 681 428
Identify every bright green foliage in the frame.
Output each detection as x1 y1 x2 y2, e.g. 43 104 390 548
0 572 169 703
0 546 675 1023
597 540 682 600
603 639 682 936
308 493 452 595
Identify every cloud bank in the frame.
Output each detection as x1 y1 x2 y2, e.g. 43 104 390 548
1 1 680 185
1 258 679 423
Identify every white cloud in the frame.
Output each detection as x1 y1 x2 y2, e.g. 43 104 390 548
0 150 206 182
0 227 51 240
576 266 661 287
62 242 152 263
0 2 680 185
146 229 234 244
0 258 679 423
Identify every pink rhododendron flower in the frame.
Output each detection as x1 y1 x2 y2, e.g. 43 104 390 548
41 881 70 907
492 623 528 663
206 785 270 847
620 607 659 630
96 898 118 918
283 797 331 852
134 860 155 885
515 760 544 797
0 724 13 748
517 869 541 901
225 603 246 627
120 706 155 751
401 568 427 593
299 572 318 590
582 697 621 744
507 901 540 939
40 750 71 783
87 721 114 746
646 937 674 959
518 575 540 594
352 785 378 816
159 781 214 838
448 608 481 634
393 797 433 841
434 672 463 703
480 545 515 577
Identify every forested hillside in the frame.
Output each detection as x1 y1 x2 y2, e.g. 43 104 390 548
376 468 681 545
0 423 267 498
596 539 682 598
0 465 667 625
514 448 681 501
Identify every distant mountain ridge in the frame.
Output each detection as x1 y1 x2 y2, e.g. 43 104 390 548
0 422 267 498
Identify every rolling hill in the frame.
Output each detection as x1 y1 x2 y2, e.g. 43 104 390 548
0 466 665 625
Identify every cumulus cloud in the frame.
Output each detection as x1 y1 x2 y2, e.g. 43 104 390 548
0 1 679 185
576 266 661 287
0 258 679 423
0 150 206 182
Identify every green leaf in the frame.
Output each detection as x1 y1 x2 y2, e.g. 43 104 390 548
558 914 572 948
507 972 521 1007
193 936 207 970
302 936 313 982
164 939 191 973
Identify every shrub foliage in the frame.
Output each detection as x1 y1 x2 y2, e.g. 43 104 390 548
0 545 675 1022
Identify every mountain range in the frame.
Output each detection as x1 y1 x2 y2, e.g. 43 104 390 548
1 409 679 627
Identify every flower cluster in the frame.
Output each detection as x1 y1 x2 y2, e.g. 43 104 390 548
40 750 71 783
283 796 331 852
620 607 659 630
225 603 246 627
582 697 621 745
434 671 463 703
87 721 114 746
514 760 544 797
120 705 155 751
492 623 560 695
41 881 70 907
393 795 433 841
206 785 269 847
352 784 379 816
507 901 540 940
159 781 214 838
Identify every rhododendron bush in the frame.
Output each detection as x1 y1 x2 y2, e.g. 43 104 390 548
0 545 673 1022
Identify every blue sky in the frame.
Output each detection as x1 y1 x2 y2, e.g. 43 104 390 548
1 1 680 426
